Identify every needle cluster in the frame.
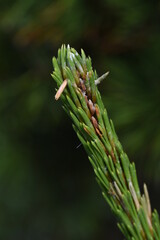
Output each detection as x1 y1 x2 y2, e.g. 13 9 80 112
51 45 160 240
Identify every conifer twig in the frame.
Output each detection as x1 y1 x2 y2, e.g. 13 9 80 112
51 44 160 240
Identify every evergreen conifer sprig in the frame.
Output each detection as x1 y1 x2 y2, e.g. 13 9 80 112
51 45 160 240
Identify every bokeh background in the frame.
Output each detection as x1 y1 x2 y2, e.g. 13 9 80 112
0 0 160 239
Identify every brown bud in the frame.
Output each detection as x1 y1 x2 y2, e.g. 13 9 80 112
88 99 95 115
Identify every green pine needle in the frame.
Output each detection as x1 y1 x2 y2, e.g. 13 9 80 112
51 44 160 240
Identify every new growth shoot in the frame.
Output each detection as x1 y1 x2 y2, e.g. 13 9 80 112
52 45 160 240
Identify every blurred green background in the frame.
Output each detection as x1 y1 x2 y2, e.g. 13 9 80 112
0 0 160 239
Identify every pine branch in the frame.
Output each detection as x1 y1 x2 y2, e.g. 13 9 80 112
51 45 160 240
